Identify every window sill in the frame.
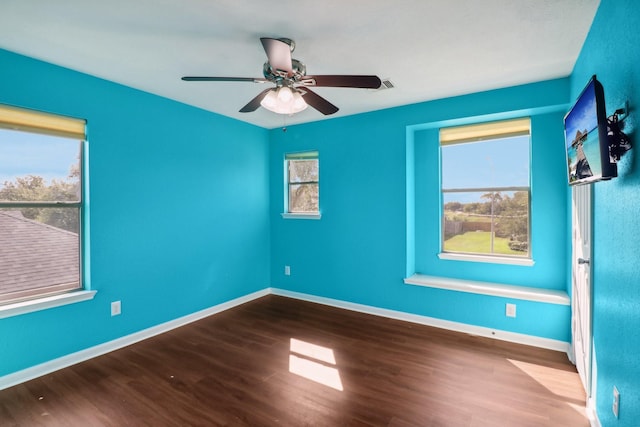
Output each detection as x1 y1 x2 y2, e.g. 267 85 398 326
0 290 97 319
404 274 569 305
281 213 322 220
438 252 534 266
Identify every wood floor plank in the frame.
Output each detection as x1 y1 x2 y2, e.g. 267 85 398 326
0 295 589 426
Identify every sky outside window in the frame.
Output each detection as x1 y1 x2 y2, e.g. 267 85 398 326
441 135 529 204
0 128 79 186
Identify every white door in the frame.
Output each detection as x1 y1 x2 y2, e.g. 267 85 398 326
571 184 592 395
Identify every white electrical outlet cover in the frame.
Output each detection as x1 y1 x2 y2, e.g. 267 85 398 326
111 301 121 316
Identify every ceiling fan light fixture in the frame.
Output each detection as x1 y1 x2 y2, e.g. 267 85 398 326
277 86 293 103
260 87 308 115
291 90 307 112
260 89 279 110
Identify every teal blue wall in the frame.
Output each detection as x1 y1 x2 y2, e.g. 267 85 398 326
570 1 640 425
269 79 571 342
0 49 271 377
6 6 638 420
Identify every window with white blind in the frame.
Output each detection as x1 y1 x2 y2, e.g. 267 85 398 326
440 118 531 261
0 104 86 305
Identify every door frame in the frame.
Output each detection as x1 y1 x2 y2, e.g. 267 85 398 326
570 184 593 397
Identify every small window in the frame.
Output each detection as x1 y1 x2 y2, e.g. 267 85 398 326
285 151 319 215
440 118 531 259
0 104 85 305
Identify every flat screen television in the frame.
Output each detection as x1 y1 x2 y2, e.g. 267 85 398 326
564 75 616 185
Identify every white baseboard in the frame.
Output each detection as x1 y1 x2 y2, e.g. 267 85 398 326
587 397 601 427
1 286 571 391
270 288 570 353
0 288 269 391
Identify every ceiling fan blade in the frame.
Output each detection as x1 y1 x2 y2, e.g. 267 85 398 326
239 88 273 113
260 37 293 76
300 75 382 89
182 76 268 83
301 88 339 115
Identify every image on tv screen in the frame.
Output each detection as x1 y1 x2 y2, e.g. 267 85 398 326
565 80 602 183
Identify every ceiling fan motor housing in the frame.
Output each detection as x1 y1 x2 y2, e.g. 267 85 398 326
263 59 306 84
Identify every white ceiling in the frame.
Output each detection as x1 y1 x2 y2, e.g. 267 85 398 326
0 0 600 129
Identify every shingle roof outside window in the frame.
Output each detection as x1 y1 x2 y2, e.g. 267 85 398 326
0 210 78 299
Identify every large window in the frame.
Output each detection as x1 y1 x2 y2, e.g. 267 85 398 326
0 104 85 304
440 118 531 259
285 151 319 216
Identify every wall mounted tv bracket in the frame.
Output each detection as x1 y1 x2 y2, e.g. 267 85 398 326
607 103 632 162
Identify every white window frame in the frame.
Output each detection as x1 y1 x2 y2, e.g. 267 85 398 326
438 118 532 265
0 104 95 317
282 151 321 220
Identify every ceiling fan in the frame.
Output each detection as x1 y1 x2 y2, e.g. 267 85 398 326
182 37 382 116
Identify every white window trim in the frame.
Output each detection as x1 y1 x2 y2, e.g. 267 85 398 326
438 252 534 266
281 213 322 220
0 103 88 307
440 118 532 263
284 150 319 216
0 290 97 319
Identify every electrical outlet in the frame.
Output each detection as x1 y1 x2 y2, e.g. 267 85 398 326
613 386 620 418
284 265 291 276
506 303 516 318
111 301 121 316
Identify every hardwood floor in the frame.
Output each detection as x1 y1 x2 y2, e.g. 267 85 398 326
0 295 589 426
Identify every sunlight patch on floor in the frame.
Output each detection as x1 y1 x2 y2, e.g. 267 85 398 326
290 338 337 364
507 359 586 402
289 338 343 391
